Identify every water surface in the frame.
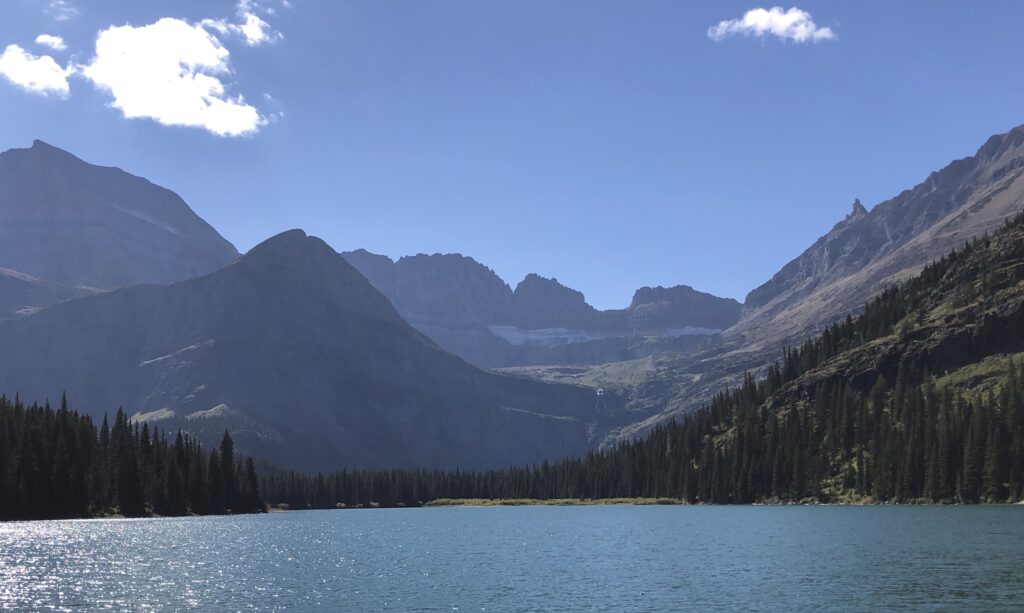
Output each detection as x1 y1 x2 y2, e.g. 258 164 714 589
1 506 1022 611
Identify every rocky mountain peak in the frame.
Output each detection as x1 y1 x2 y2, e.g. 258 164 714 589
513 274 597 329
514 274 587 305
627 285 742 331
0 140 239 290
976 123 1024 163
29 139 74 157
231 229 403 324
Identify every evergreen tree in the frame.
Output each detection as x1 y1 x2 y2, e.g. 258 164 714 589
219 431 238 512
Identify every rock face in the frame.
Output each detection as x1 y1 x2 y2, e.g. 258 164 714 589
626 285 742 332
0 230 603 471
0 140 238 316
734 125 1024 347
512 274 602 330
342 250 741 367
581 123 1024 446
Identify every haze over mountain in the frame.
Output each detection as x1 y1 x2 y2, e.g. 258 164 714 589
342 249 741 367
0 230 608 471
0 140 238 317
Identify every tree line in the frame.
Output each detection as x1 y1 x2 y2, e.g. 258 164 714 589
261 361 1024 507
0 397 264 520
262 215 1024 508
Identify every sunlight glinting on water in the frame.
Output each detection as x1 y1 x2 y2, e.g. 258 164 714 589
2 507 1024 611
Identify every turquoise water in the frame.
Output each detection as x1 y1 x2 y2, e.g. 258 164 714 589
1 506 1023 611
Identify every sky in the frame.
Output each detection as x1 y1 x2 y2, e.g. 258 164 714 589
1 1 1023 309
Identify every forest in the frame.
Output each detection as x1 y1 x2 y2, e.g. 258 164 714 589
0 399 264 520
263 214 1024 508
261 359 1024 507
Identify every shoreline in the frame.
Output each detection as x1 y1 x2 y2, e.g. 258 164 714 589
6 499 1024 522
386 497 1024 509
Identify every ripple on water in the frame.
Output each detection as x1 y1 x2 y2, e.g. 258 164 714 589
1 506 1024 611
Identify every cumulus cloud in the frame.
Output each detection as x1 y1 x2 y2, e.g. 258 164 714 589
81 18 264 136
0 44 73 96
35 34 67 51
708 7 836 43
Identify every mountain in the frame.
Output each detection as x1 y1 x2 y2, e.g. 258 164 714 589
314 211 1024 506
342 249 741 367
590 210 1024 503
0 140 238 316
625 285 743 332
519 123 1024 446
0 230 607 471
512 274 604 330
733 125 1024 347
343 250 516 326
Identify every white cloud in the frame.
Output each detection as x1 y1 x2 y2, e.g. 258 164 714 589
238 12 278 45
46 0 79 22
708 7 836 43
82 18 264 137
202 0 283 47
0 44 73 96
35 34 67 51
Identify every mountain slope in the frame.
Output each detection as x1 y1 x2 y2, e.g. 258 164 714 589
733 125 1024 347
0 268 89 318
520 124 1024 446
632 210 1024 503
0 230 604 471
0 140 238 299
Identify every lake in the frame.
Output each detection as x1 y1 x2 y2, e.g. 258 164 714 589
1 506 1023 611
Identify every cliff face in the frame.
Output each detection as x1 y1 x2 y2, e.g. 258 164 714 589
512 274 604 330
342 251 741 367
735 125 1024 347
626 285 742 332
0 141 238 300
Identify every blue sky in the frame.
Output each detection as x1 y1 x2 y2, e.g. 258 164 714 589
1 1 1022 309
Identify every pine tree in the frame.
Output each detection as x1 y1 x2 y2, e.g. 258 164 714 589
219 431 238 512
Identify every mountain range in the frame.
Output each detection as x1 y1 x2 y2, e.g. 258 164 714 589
0 229 605 471
0 123 1022 471
342 249 740 367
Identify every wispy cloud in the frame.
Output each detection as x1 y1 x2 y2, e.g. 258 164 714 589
0 44 73 96
35 34 67 51
82 18 264 136
46 0 79 22
202 0 284 47
708 7 836 44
